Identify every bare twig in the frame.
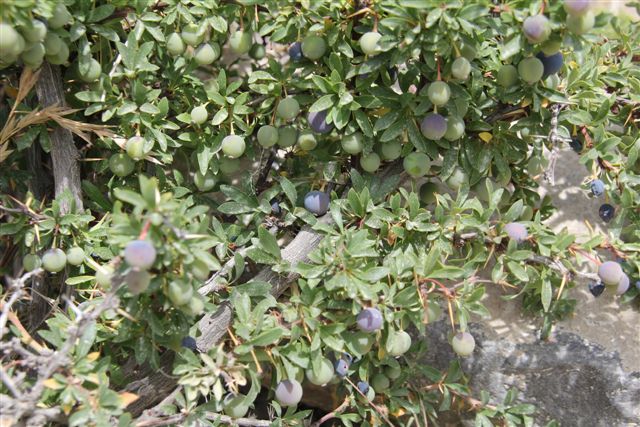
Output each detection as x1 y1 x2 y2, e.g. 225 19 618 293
0 268 44 340
310 396 351 427
544 104 564 185
134 411 272 427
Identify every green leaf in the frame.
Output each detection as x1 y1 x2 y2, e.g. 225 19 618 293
541 280 552 312
113 188 147 208
247 328 284 346
258 226 280 259
279 176 297 207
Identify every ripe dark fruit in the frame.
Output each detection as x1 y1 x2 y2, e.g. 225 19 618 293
78 58 101 82
359 31 382 56
564 0 591 15
567 11 595 35
223 394 250 418
221 135 246 158
278 126 298 148
452 331 476 356
125 269 151 295
167 280 193 306
167 33 185 56
124 240 157 270
126 136 150 161
497 64 518 87
229 31 252 55
518 57 545 84
277 97 300 121
569 137 583 153
380 141 402 161
598 203 615 222
301 35 327 60
598 261 623 286
66 247 85 266
616 273 630 295
360 152 381 173
270 199 281 216
371 374 390 391
194 43 220 65
109 153 135 177
257 125 279 147
387 330 412 356
451 57 471 80
420 113 447 140
444 116 465 141
194 171 217 192
427 81 451 106
356 307 383 332
304 191 330 216
357 381 370 394
275 379 303 407
308 110 334 134
504 222 528 243
588 281 605 297
523 15 551 44
23 254 41 272
191 105 208 125
305 357 335 386
403 152 431 178
181 336 197 350
42 248 67 273
297 131 317 151
589 179 605 197
341 132 364 154
536 52 563 77
289 42 303 61
334 359 350 377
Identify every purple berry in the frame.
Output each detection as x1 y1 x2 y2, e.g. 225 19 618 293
356 307 383 332
536 51 563 77
181 336 197 350
304 190 330 216
308 109 334 134
589 179 605 197
289 42 303 62
523 15 551 44
588 281 605 297
635 280 640 291
504 222 528 243
420 113 447 140
357 381 369 394
569 137 583 153
598 203 615 222
275 379 303 407
564 0 591 15
124 239 157 270
334 359 350 377
616 273 630 295
270 198 281 216
598 261 623 285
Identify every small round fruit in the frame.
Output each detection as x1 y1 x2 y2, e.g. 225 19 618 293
109 153 135 177
359 31 382 56
403 152 431 178
124 240 156 270
426 300 442 322
452 331 476 356
564 0 591 15
44 32 63 56
588 280 605 297
249 43 266 60
229 31 252 55
444 116 465 141
167 33 185 56
504 222 528 243
388 330 412 356
221 135 246 158
66 247 85 266
304 191 330 216
360 152 381 173
356 307 383 332
566 11 595 35
460 42 477 60
49 4 72 29
257 125 279 147
78 58 101 82
167 280 193 306
308 110 334 134
536 52 563 77
181 336 197 350
541 39 562 56
522 15 551 44
270 199 282 216
357 381 370 394
599 203 615 222
219 157 241 175
341 132 364 155
23 254 42 272
191 105 208 125
42 248 67 273
278 126 298 148
348 332 375 355
306 357 335 386
371 374 390 391
301 35 327 60
46 42 69 65
451 57 471 80
297 131 317 151
194 43 220 65
589 179 605 197
194 171 217 192
598 261 623 286
223 394 250 418
126 269 151 295
21 43 45 68
334 359 350 377
380 141 402 161
420 113 447 140
277 97 300 121
275 379 303 407
497 64 518 87
518 57 544 84
616 273 630 296
182 297 204 316
126 136 149 161
289 42 303 61
384 365 401 380
181 24 203 46
427 81 451 106
419 182 438 205
446 167 468 191
22 20 47 43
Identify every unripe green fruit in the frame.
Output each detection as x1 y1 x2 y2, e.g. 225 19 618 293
78 58 102 82
194 170 217 192
191 259 211 281
497 64 518 87
167 33 185 56
540 39 562 56
522 15 551 44
249 43 266 60
380 141 402 161
277 97 300 121
42 248 67 273
384 365 402 380
1 24 23 58
427 81 451 106
46 42 69 65
95 266 114 288
297 131 317 151
191 105 208 124
23 254 42 272
278 126 298 148
444 116 465 141
181 24 203 46
49 4 72 29
348 332 374 355
22 20 47 43
66 247 85 266
21 43 45 68
109 153 135 177
360 152 381 173
452 331 476 356
359 31 382 56
387 330 412 356
257 125 278 147
518 57 544 84
219 157 241 175
305 358 335 386
229 31 252 55
194 43 220 65
566 11 595 35
446 167 468 190
403 152 430 178
150 213 164 226
221 135 246 158
451 57 471 80
182 296 204 316
341 132 364 154
419 182 438 205
223 394 250 418
301 35 327 60
167 281 193 306
126 269 151 295
460 42 477 60
371 374 390 391
44 32 63 56
126 136 149 160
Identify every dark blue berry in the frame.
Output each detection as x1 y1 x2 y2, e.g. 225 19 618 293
589 179 605 197
569 137 583 153
335 359 350 377
536 51 564 77
588 281 605 297
181 336 197 350
289 42 303 62
342 352 353 364
270 198 281 216
598 204 615 222
357 381 370 394
635 280 640 291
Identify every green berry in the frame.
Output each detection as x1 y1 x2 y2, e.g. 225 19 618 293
181 24 203 46
301 35 326 60
427 81 451 106
126 136 150 160
167 33 185 56
191 105 208 124
278 127 298 148
297 131 317 151
194 170 217 192
341 132 364 154
229 31 252 55
221 135 246 158
277 97 300 121
359 31 382 56
497 64 518 87
66 247 85 266
518 57 544 84
257 125 278 147
78 58 102 82
194 43 220 65
167 281 193 306
42 248 67 273
403 152 431 178
23 254 42 272
360 152 381 173
95 266 114 288
22 20 47 43
49 4 72 29
109 153 135 177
